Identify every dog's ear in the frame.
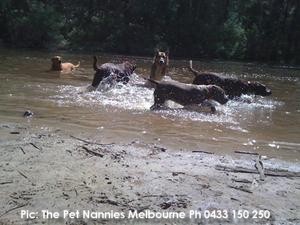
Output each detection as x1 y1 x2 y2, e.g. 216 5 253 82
155 48 160 56
132 64 137 72
152 50 159 63
165 49 169 56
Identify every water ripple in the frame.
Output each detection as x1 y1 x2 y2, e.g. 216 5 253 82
51 74 283 127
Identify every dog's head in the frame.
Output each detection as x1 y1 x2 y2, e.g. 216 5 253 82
118 61 137 84
247 81 272 96
154 50 169 66
51 56 62 70
123 61 137 75
210 85 229 105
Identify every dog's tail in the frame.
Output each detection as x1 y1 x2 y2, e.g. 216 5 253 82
188 60 199 76
74 61 80 68
93 56 99 71
189 60 193 70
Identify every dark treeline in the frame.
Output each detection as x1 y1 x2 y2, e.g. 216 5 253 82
0 0 299 64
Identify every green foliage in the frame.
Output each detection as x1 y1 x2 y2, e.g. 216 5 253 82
217 12 247 59
0 0 299 64
2 0 64 48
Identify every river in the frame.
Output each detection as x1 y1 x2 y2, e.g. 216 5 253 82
0 48 299 161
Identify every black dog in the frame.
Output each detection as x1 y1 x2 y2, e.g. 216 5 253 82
148 79 228 113
189 60 271 99
91 56 136 89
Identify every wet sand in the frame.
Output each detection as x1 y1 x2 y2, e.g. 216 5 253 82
0 123 299 225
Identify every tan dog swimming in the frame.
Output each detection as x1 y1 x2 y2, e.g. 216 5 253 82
51 56 80 73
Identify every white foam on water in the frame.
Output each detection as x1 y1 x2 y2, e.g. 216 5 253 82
51 74 283 128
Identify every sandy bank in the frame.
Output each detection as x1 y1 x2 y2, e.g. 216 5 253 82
0 123 299 225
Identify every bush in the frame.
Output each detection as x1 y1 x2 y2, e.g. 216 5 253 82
217 12 247 59
6 0 64 48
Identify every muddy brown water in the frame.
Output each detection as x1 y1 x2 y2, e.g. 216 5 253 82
0 48 299 161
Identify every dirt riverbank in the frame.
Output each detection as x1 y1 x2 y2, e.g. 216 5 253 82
0 123 299 225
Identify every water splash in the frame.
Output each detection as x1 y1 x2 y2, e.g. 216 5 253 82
52 74 283 126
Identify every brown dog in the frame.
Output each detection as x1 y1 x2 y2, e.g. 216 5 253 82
189 60 271 99
145 50 169 87
148 79 228 113
51 56 80 72
150 50 169 80
89 56 136 90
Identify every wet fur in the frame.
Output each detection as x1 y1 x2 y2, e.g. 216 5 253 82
149 79 228 113
91 56 136 88
51 56 80 72
189 60 271 99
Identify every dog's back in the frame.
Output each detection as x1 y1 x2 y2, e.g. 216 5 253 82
189 60 271 98
51 56 80 72
189 60 229 85
151 80 228 109
91 56 136 88
189 60 251 97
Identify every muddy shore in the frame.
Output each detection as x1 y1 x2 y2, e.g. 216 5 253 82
0 123 299 225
